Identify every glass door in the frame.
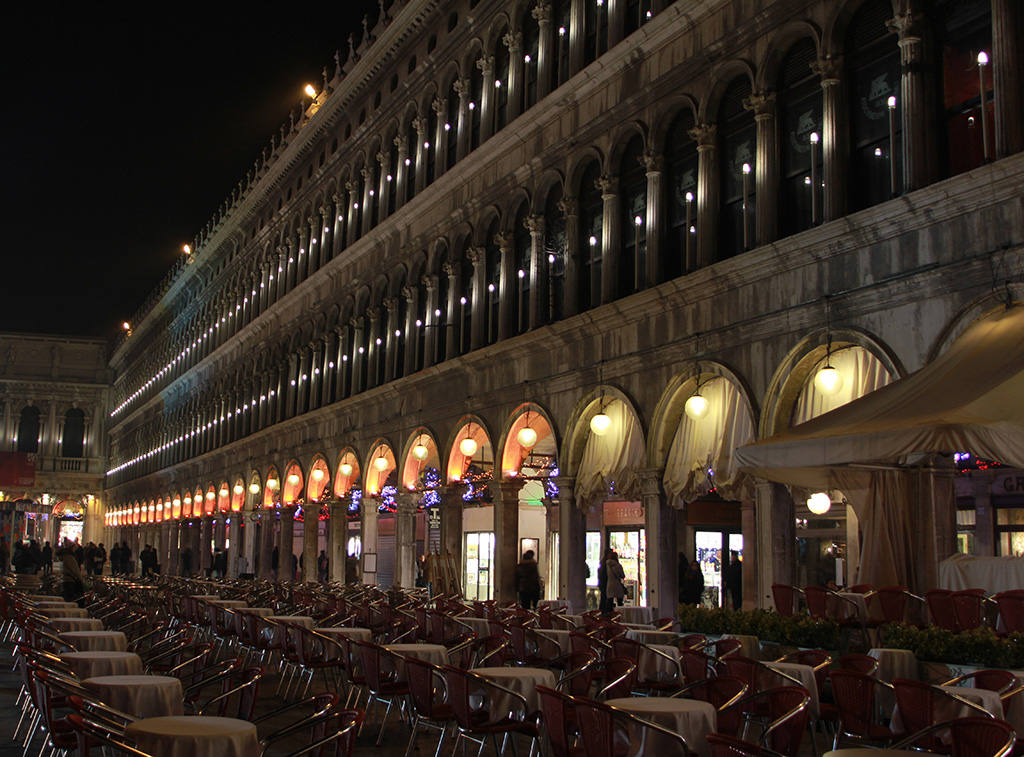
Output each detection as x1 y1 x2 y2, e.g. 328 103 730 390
464 531 495 601
695 530 743 607
607 528 647 606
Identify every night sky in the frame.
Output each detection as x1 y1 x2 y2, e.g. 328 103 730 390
2 1 379 339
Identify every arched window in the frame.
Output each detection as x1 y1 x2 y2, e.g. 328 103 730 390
470 59 483 150
17 406 40 453
458 244 474 355
425 103 438 186
935 0 992 178
405 117 418 202
446 90 459 169
523 13 540 111
62 407 85 458
618 134 647 295
544 184 566 323
553 0 571 90
578 160 603 311
584 0 608 65
625 0 652 36
717 77 756 260
846 0 902 210
513 202 532 335
664 108 698 279
484 218 501 345
777 37 822 238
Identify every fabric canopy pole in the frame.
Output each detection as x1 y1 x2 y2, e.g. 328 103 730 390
736 303 1024 590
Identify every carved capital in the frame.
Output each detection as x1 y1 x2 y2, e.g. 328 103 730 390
412 116 427 133
743 90 776 119
349 315 364 329
432 98 447 115
886 12 923 43
503 31 522 51
442 262 457 278
360 166 373 180
452 78 470 98
494 231 513 250
421 273 437 290
345 180 358 193
811 55 842 85
641 151 663 173
393 134 408 152
476 56 494 77
596 175 618 196
557 196 578 217
400 285 416 301
366 307 380 323
466 246 486 266
525 213 545 235
688 122 717 148
532 2 552 23
383 296 399 312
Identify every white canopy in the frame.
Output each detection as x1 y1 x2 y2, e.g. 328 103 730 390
735 303 1024 589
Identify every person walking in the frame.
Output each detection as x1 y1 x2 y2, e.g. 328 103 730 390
180 546 193 577
515 550 542 610
95 543 107 576
56 539 85 602
41 541 53 574
723 551 742 610
317 550 329 583
110 543 122 575
679 560 705 606
605 550 626 612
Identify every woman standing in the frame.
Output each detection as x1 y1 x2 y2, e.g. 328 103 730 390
604 550 626 613
680 560 705 606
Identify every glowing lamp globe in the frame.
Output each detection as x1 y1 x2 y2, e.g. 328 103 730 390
340 463 353 477
517 426 538 448
266 478 279 490
248 483 260 494
184 496 192 506
460 437 479 457
814 364 843 396
807 491 832 515
685 393 709 420
374 456 389 471
312 468 325 481
233 484 244 495
590 412 612 436
412 444 429 461
219 488 229 498
206 491 215 501
287 473 300 485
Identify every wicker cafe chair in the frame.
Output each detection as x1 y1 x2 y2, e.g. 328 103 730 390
671 675 748 738
537 684 587 757
573 695 692 757
889 716 1016 757
892 677 996 755
441 664 541 757
828 669 894 750
771 585 804 617
404 657 456 757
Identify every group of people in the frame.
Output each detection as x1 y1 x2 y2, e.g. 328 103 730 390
108 542 133 574
679 550 742 609
5 539 52 575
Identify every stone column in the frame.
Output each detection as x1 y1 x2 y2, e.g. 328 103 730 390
432 99 448 180
689 123 718 269
569 0 585 75
275 248 288 302
302 506 318 583
349 317 365 395
259 509 275 580
478 55 496 141
319 335 333 407
242 512 257 577
439 487 463 579
504 31 524 121
740 498 756 609
552 476 586 611
453 78 471 161
365 307 380 390
344 181 359 247
296 221 310 284
361 499 379 586
558 196 579 318
639 470 676 619
331 193 346 260
227 515 241 578
468 247 487 351
443 263 459 361
285 354 299 419
888 11 937 191
280 506 296 581
200 517 212 575
393 135 409 211
642 152 663 287
608 0 624 47
395 494 419 588
422 275 439 369
334 325 349 399
360 166 375 236
534 3 554 99
597 175 619 305
329 502 348 582
526 214 546 330
744 91 777 247
377 151 391 221
493 480 522 604
812 55 846 221
401 286 418 375
993 0 1024 158
495 232 515 340
382 297 399 383
313 209 328 273
413 118 428 194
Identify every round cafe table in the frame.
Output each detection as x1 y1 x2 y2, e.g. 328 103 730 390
62 651 143 679
83 675 184 719
471 666 557 714
762 662 820 718
125 715 259 757
38 607 89 619
535 629 572 656
60 631 128 652
385 643 448 681
32 600 79 609
314 627 372 660
49 617 104 632
606 696 716 757
267 615 316 648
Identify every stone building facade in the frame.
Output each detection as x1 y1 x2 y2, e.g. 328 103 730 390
104 0 1024 613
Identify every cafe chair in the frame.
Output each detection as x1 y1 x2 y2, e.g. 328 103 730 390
441 664 541 757
944 669 1024 718
993 590 1024 634
711 639 744 659
870 585 926 627
952 589 996 632
774 649 832 693
573 695 692 757
890 716 1016 757
670 676 748 737
837 654 878 676
355 640 411 745
198 664 265 720
680 648 719 684
707 733 771 757
553 650 598 697
404 657 456 757
537 685 586 757
771 585 804 617
828 669 894 750
718 686 811 757
67 713 154 757
680 634 708 651
892 677 995 754
596 657 638 699
926 589 962 632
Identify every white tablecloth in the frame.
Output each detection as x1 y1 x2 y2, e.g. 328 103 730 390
125 715 259 757
314 627 372 660
721 634 761 660
763 662 819 718
385 643 448 681
837 593 869 622
606 696 716 757
63 651 143 679
892 685 1002 736
49 618 104 632
37 607 89 618
637 644 682 684
626 629 680 646
457 617 493 637
938 553 1024 595
472 666 557 714
60 631 128 652
83 675 184 719
617 607 656 625
32 600 79 609
868 649 918 682
536 629 572 656
266 615 315 647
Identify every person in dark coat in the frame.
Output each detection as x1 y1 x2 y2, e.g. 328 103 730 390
41 541 53 574
12 542 34 574
121 542 132 574
679 560 705 606
110 543 122 575
271 546 280 580
29 540 43 574
515 550 542 609
597 550 609 613
213 548 227 578
180 547 193 576
723 551 742 610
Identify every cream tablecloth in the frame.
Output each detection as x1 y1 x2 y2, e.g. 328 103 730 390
536 629 572 656
125 715 258 757
83 675 184 719
471 666 557 715
626 629 679 647
617 607 656 625
762 662 819 718
721 634 761 660
938 553 1024 595
50 618 104 632
60 631 128 652
63 651 143 679
891 684 1002 736
606 696 716 756
385 643 448 681
38 607 89 618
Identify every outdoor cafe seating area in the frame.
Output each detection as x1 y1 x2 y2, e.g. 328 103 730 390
2 572 1021 757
